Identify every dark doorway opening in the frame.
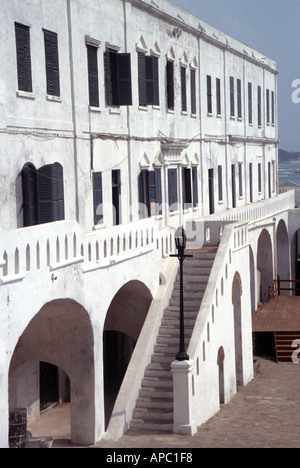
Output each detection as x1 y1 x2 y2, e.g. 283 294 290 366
40 362 59 411
253 332 276 360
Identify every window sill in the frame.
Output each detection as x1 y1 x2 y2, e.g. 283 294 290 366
167 109 175 114
230 115 236 120
216 114 222 119
16 90 36 100
109 107 121 115
47 94 62 103
181 110 188 116
138 105 148 111
191 113 197 119
152 105 160 111
207 112 213 117
92 223 105 230
89 105 101 113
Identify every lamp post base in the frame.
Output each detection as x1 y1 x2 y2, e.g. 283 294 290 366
176 351 190 361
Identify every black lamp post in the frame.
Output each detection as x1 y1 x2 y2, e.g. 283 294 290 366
170 226 193 361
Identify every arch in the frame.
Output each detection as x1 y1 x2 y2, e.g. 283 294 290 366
257 229 273 303
103 281 153 428
276 219 290 294
232 274 244 387
9 299 96 446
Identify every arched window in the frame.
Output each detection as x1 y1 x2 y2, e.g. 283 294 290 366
22 162 65 226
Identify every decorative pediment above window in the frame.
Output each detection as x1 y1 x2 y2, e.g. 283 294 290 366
179 50 188 67
181 151 190 167
136 35 148 53
190 55 198 70
139 151 151 170
166 45 175 61
161 142 189 165
153 150 164 167
150 40 161 57
85 36 101 48
191 152 200 166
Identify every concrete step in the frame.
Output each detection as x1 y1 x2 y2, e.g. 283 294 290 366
154 344 183 354
142 376 173 389
139 387 173 400
171 290 205 299
133 407 173 421
130 419 173 432
136 397 173 410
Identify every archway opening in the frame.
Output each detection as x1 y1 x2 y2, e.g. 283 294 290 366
276 220 290 295
103 280 152 429
9 299 95 447
257 229 273 304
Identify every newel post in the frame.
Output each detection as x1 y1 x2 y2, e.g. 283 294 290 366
171 359 197 436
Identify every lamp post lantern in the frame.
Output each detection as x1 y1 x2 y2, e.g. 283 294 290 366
170 226 193 361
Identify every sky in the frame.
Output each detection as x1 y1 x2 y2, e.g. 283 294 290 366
171 0 300 152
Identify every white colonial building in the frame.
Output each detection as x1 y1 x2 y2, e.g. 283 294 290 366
0 0 299 448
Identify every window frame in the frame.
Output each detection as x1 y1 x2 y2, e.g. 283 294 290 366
104 48 132 107
15 22 33 93
43 29 60 98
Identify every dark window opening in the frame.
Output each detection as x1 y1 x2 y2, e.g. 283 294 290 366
192 167 198 208
216 78 221 116
230 76 235 117
248 82 253 124
237 79 242 119
218 165 223 202
182 168 192 208
43 29 60 97
181 66 187 112
22 162 65 226
191 69 196 115
112 169 121 225
207 75 212 114
105 49 132 106
166 61 174 110
168 168 178 211
258 85 262 126
93 172 103 225
15 22 32 93
87 45 99 107
138 169 162 218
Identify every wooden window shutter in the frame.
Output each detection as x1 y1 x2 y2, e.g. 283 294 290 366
248 82 253 124
93 172 103 224
191 69 196 115
138 52 147 106
153 57 159 106
166 61 174 110
182 168 192 206
145 56 155 105
104 50 113 105
207 75 212 114
15 23 32 92
266 89 270 123
37 163 64 224
192 167 198 208
237 79 242 118
230 76 235 117
87 45 99 107
216 78 221 115
52 163 65 221
181 67 187 112
138 171 150 218
43 29 60 97
118 53 132 106
258 85 262 126
22 163 38 226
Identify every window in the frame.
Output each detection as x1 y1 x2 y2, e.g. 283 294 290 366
258 163 262 193
168 169 178 211
182 168 192 208
166 61 174 110
138 169 162 218
104 49 132 106
181 66 187 112
192 167 198 208
257 85 262 126
112 170 121 225
218 165 223 202
22 162 65 226
15 23 32 93
238 162 243 197
93 172 103 225
191 69 196 115
230 76 235 117
138 53 159 106
43 29 60 97
266 89 270 123
248 82 253 124
87 45 100 107
237 79 242 119
216 78 221 116
271 91 275 124
207 75 212 114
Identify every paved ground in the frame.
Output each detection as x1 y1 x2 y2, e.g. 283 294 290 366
27 355 300 449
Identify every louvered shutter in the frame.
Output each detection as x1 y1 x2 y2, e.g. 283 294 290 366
43 29 60 97
104 51 113 105
191 69 196 115
153 57 159 106
192 167 198 208
216 78 221 115
37 165 53 224
52 163 64 221
138 53 147 106
145 56 154 105
22 164 38 226
118 53 132 106
87 45 99 107
15 23 32 92
166 61 174 110
93 172 103 224
237 79 242 119
138 171 150 218
207 75 212 114
230 76 235 117
181 67 187 112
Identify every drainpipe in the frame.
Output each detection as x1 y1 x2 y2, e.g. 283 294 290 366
123 0 133 223
66 0 80 223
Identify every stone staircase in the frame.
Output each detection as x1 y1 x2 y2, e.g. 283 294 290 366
275 331 300 362
130 247 217 432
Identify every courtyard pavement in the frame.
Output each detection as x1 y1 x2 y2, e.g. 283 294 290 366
27 355 300 449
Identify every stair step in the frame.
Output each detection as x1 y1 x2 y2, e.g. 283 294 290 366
139 387 173 399
133 408 173 421
130 419 173 432
142 376 173 388
136 397 173 410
